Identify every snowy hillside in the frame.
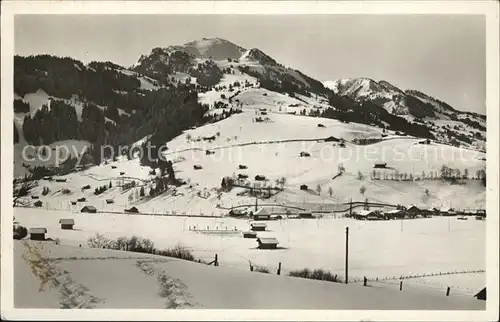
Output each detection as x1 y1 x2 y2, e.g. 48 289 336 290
13 239 484 309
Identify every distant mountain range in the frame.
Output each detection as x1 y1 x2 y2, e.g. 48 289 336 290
13 37 486 174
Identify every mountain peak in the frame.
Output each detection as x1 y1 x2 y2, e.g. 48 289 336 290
181 38 246 60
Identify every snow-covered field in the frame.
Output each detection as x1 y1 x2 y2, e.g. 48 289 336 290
13 239 484 309
14 207 486 296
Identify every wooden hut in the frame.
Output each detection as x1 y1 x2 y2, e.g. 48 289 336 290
300 184 308 191
82 185 91 190
55 178 67 182
354 210 379 221
384 209 405 220
406 205 420 218
255 175 266 181
228 208 247 217
106 199 114 204
252 208 271 221
125 206 139 213
81 205 97 213
250 222 267 231
193 165 203 170
373 162 387 169
77 197 86 202
242 231 258 238
299 152 311 157
237 174 248 179
120 172 125 175
59 219 75 230
238 164 248 169
111 165 117 169
34 200 43 207
29 228 47 241
317 123 325 128
256 237 279 249
31 195 39 199
299 212 314 219
324 136 340 142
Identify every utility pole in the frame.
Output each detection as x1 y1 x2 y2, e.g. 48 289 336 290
345 226 349 284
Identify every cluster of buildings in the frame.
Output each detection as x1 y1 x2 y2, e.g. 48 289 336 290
349 205 486 221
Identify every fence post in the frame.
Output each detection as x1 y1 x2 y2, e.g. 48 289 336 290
446 287 450 296
214 254 218 267
277 262 281 275
400 281 403 291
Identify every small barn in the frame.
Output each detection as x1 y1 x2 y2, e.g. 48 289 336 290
252 208 271 221
120 172 125 175
29 228 47 241
250 222 267 231
77 197 86 202
106 199 114 204
441 207 456 216
55 178 67 183
474 287 486 300
373 162 387 169
384 209 405 220
125 206 139 213
255 175 266 181
317 123 325 128
299 212 314 219
418 139 431 145
354 210 379 221
257 237 279 249
59 219 75 230
31 195 39 199
82 185 91 190
81 205 97 213
237 174 248 179
300 184 308 191
34 200 43 207
205 150 215 155
242 231 258 238
324 136 340 142
238 164 248 170
71 201 77 205
193 165 203 170
406 205 421 217
299 152 311 157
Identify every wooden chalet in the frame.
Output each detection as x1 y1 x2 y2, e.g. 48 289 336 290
300 184 308 190
34 200 43 207
373 162 387 169
254 175 266 181
193 165 203 170
250 222 267 231
77 197 86 202
125 206 139 213
31 195 39 199
299 212 314 219
238 164 248 169
59 219 75 230
106 199 114 204
252 208 271 221
81 205 97 213
384 209 405 220
29 228 47 241
242 231 258 238
256 237 279 249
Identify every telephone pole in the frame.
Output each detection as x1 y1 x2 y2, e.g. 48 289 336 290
345 226 349 284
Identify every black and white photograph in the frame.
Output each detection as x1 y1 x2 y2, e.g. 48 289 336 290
1 1 499 321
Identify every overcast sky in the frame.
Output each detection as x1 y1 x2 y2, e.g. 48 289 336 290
15 14 486 114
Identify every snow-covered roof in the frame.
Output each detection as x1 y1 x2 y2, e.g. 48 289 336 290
257 237 279 244
386 209 403 214
59 219 75 225
357 210 376 217
29 228 47 234
251 222 267 227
